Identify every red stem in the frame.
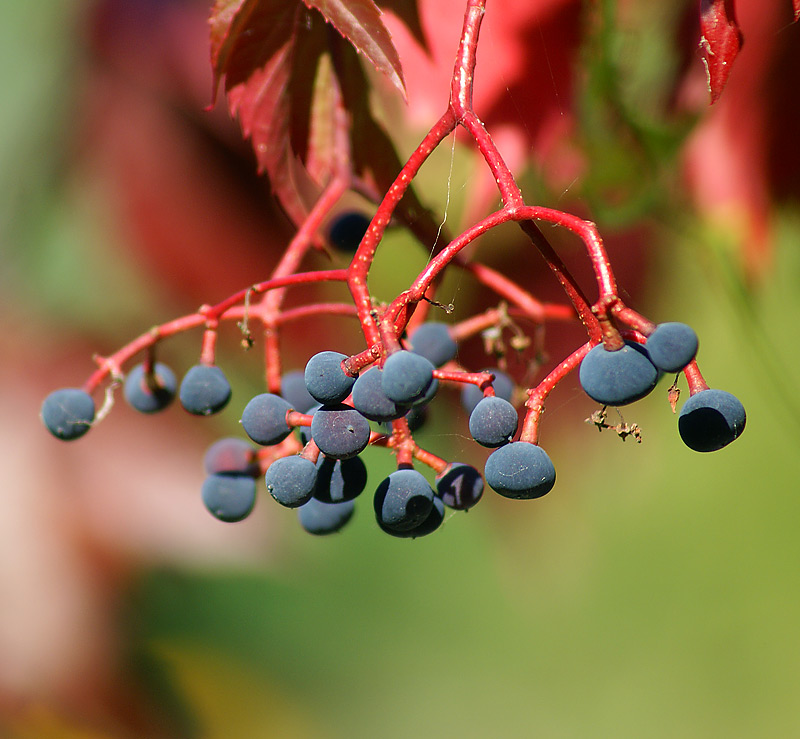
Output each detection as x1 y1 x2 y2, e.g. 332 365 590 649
520 342 592 444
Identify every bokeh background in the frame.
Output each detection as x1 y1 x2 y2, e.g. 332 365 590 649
3 0 800 737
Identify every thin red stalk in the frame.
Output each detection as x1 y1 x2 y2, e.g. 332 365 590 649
612 304 657 335
261 179 349 392
459 112 524 208
273 303 359 325
433 369 494 389
85 315 204 393
213 302 358 324
413 446 449 474
683 360 710 395
383 206 607 337
199 326 220 366
83 271 349 393
205 269 349 320
348 111 457 347
520 342 592 444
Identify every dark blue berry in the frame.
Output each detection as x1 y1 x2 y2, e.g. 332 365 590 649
201 473 257 522
404 377 438 408
373 468 435 532
41 388 95 441
381 351 435 405
264 456 318 508
124 362 177 414
461 369 514 415
408 322 457 368
469 396 518 447
314 455 368 503
678 389 746 452
280 369 317 412
310 404 371 460
203 437 260 477
377 495 445 538
241 393 292 446
436 463 484 510
328 211 371 252
351 367 404 422
579 341 658 406
179 364 232 416
298 497 355 535
645 323 699 373
304 351 356 405
484 441 556 499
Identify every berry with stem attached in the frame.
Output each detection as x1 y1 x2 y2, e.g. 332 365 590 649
646 323 699 373
298 497 356 535
579 341 658 406
469 396 518 448
678 389 746 452
179 364 232 416
241 393 293 446
381 351 435 405
124 362 177 414
304 351 356 405
202 473 257 522
264 455 318 508
485 442 556 500
41 388 95 441
373 468 435 532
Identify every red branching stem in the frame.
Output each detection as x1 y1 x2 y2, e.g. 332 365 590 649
449 307 507 341
461 113 524 208
382 206 608 338
286 411 313 428
620 329 648 345
450 0 484 117
612 304 657 335
199 326 219 366
433 369 495 390
413 445 449 475
205 269 349 321
213 302 359 325
343 344 382 376
274 303 359 325
348 111 457 347
389 416 416 467
254 436 302 471
520 342 592 444
449 302 574 344
82 271 349 393
299 438 321 464
683 360 710 395
449 2 523 207
261 178 349 392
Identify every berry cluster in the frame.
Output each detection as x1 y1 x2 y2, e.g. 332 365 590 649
40 0 745 538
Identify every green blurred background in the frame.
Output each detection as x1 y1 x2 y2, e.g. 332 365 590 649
3 1 800 737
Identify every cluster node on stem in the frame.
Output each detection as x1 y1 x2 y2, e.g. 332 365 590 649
39 0 745 538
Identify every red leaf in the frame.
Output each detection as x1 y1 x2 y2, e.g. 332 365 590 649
699 0 744 105
209 0 415 222
210 0 298 96
226 35 322 223
304 55 351 186
302 0 407 99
